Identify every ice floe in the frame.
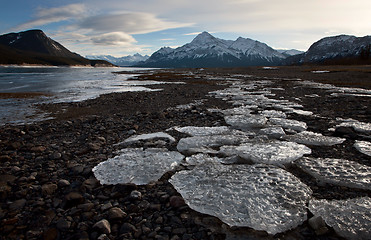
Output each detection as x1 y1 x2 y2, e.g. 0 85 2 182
308 197 371 240
173 126 234 136
335 119 371 134
177 134 249 155
123 132 176 145
259 126 286 139
219 140 311 166
269 117 307 132
354 140 371 156
295 157 371 190
261 110 287 118
169 162 312 235
282 131 345 146
92 148 184 185
224 114 268 130
291 109 314 116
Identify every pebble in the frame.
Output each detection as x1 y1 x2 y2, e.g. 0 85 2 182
130 190 142 200
107 207 127 221
93 219 111 234
58 179 70 187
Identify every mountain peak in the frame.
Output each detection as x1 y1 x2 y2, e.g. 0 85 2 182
191 31 216 45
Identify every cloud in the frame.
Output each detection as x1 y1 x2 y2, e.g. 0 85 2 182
91 32 137 46
14 4 86 31
78 12 192 34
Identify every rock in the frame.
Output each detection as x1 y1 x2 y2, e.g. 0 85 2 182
50 152 62 160
43 228 58 240
97 234 110 240
169 196 186 208
81 178 99 191
308 216 329 235
89 143 101 151
77 203 95 212
64 192 85 208
41 184 58 196
58 179 70 187
107 207 127 221
31 146 46 152
93 219 111 234
0 155 12 162
9 199 26 211
101 202 112 211
56 218 71 231
120 222 138 234
130 190 142 200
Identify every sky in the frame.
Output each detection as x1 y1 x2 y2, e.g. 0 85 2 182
1 0 370 57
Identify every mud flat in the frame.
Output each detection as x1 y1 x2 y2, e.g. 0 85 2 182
0 66 370 239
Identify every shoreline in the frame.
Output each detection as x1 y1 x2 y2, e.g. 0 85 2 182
0 66 370 239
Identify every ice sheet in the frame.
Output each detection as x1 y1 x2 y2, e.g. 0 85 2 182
224 114 268 130
295 157 371 190
354 140 371 156
123 132 176 145
169 163 312 235
282 131 345 146
177 134 247 155
309 197 371 240
219 140 311 166
92 148 184 185
269 117 307 132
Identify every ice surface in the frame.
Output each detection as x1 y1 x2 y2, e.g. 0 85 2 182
261 110 287 118
295 157 371 190
308 197 371 240
291 109 313 116
92 148 184 185
173 126 232 136
258 126 286 139
123 132 176 145
354 140 371 156
169 163 312 235
177 135 247 155
282 131 345 146
224 114 268 130
269 117 307 132
219 140 311 166
336 119 371 134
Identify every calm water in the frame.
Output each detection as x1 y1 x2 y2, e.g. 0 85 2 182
0 66 157 125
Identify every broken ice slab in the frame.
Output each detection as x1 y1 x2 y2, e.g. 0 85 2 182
258 126 286 139
169 163 312 235
335 119 371 134
92 148 184 185
291 109 314 116
295 157 371 190
123 132 176 145
173 126 255 137
268 117 307 132
261 110 287 118
224 114 268 130
354 140 371 156
177 134 248 155
219 140 311 166
185 153 224 166
282 131 345 146
221 106 256 115
308 197 371 240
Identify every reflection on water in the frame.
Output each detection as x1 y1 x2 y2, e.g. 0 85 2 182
0 66 157 125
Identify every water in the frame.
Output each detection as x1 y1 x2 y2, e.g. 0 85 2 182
0 66 156 125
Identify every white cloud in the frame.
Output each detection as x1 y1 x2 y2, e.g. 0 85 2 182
91 32 136 46
14 4 86 31
78 12 192 34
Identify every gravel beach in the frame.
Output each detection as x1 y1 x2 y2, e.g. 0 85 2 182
1 66 370 240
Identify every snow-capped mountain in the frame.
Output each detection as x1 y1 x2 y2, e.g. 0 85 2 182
138 32 286 68
277 49 304 57
287 35 371 64
87 53 149 66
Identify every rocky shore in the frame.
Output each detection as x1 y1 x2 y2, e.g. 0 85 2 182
1 66 370 240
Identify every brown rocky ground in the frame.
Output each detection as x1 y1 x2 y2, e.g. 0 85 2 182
0 66 370 240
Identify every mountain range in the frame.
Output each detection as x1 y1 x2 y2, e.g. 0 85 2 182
137 32 289 68
286 35 371 65
0 30 114 67
86 53 149 66
1 30 370 68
